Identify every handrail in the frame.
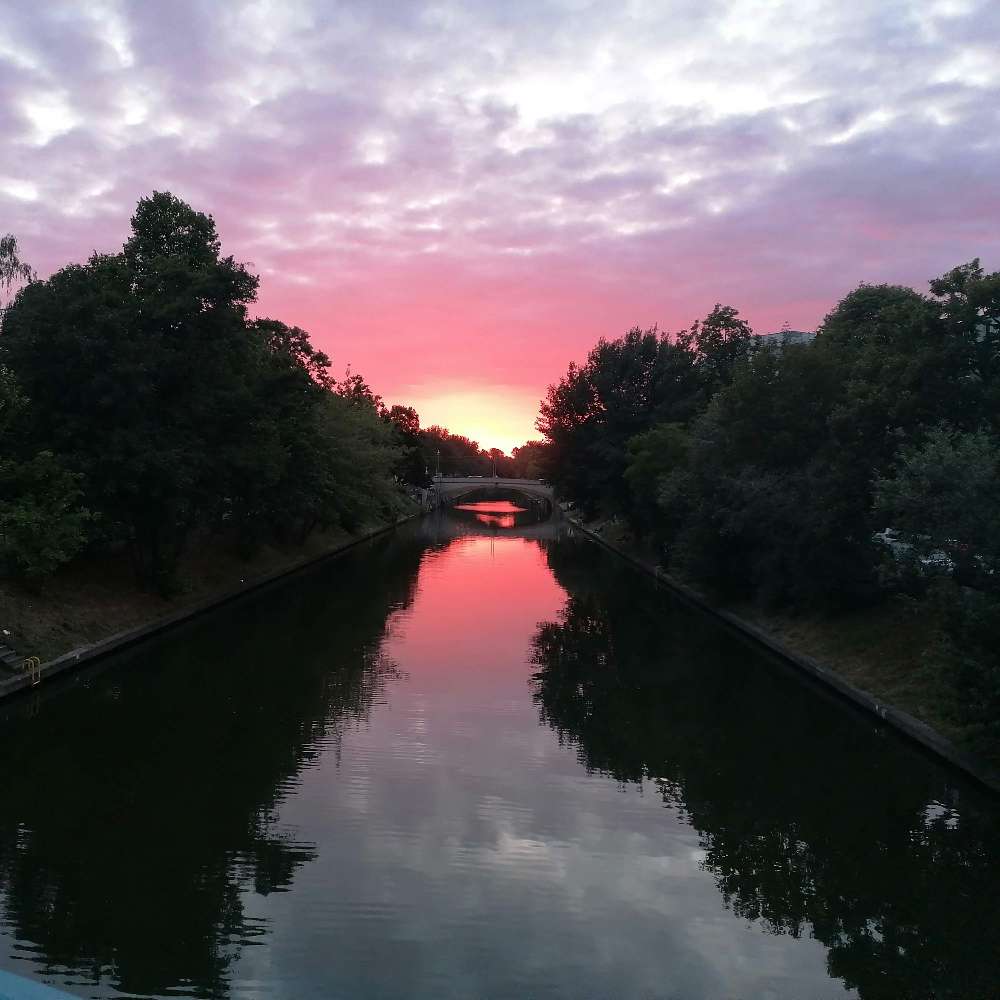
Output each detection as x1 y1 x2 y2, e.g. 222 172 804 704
21 656 42 686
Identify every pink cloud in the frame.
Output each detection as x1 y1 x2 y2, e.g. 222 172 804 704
2 0 999 448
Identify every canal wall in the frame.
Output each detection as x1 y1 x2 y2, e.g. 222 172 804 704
569 517 1000 796
0 516 416 705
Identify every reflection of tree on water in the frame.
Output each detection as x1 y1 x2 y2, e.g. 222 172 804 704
531 539 1000 1000
0 533 424 1000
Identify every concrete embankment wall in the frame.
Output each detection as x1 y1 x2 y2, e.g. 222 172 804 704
569 518 1000 796
0 517 415 705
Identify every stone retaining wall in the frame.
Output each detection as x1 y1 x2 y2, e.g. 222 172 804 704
570 518 1000 796
0 517 414 704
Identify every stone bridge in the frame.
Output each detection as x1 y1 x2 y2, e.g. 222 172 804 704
425 476 555 510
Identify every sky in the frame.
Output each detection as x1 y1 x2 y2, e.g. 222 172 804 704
1 0 998 452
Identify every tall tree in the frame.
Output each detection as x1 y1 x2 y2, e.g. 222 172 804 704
387 404 426 484
687 303 757 394
2 193 262 589
510 441 548 479
537 327 700 516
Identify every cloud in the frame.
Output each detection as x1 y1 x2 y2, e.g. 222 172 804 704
1 0 998 447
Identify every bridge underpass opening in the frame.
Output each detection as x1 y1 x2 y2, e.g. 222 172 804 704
427 479 556 522
449 488 553 521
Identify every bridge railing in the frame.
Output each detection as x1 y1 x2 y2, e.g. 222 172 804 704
432 475 549 487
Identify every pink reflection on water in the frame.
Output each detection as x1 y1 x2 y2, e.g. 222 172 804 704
453 500 529 529
382 534 567 685
477 512 515 527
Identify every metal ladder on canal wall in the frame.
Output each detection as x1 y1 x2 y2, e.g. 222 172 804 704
0 636 41 685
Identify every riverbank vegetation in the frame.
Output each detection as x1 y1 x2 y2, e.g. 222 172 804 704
0 193 517 659
538 263 1000 757
1 193 409 592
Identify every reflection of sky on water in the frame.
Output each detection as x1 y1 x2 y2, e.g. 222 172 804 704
453 500 529 529
4 517 995 999
233 533 852 999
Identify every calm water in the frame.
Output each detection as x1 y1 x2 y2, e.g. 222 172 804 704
0 505 998 1000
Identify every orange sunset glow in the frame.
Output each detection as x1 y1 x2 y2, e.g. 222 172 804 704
403 387 543 455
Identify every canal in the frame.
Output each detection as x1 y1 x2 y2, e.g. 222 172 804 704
0 503 997 999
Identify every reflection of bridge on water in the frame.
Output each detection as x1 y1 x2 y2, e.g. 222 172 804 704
418 506 562 543
424 476 555 518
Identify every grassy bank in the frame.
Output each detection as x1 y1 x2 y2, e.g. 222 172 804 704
0 517 407 665
576 517 970 753
730 599 954 738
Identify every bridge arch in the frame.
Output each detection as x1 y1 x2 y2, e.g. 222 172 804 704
426 476 555 516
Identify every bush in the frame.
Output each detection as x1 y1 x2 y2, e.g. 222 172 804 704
935 586 1000 756
0 451 90 579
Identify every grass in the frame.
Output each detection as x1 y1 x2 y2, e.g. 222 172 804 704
731 598 959 743
577 516 966 749
0 521 391 664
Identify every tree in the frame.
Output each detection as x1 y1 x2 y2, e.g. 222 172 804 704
0 195 439 591
387 404 426 484
253 318 333 390
663 265 1000 606
416 426 491 477
817 282 975 470
537 327 701 516
623 423 689 540
387 404 420 439
487 447 506 475
929 259 1000 428
336 369 385 415
2 193 264 590
672 341 876 605
875 426 1000 582
1 238 89 579
0 451 90 579
510 441 547 479
687 303 757 394
0 366 24 435
0 234 34 318
876 426 1000 752
305 392 403 532
216 319 335 549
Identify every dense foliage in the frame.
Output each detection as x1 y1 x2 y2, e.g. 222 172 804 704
538 262 1000 749
0 195 409 590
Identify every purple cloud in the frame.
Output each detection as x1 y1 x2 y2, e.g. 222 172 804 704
1 0 997 448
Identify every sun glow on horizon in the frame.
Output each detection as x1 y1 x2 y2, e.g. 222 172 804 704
399 386 542 455
3 0 996 464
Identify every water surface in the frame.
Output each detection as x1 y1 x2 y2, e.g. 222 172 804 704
0 506 997 999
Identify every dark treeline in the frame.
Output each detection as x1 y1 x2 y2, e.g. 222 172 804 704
385 404 546 483
0 192 527 595
537 265 1000 753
